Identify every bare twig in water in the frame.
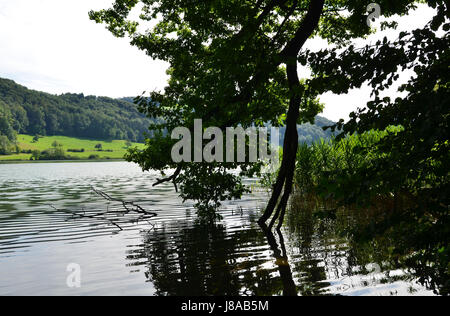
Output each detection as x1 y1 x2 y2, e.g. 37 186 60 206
90 186 158 217
50 187 158 231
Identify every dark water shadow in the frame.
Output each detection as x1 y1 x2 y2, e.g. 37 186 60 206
259 223 297 296
125 219 299 296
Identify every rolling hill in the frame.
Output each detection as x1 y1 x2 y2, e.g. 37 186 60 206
0 78 151 143
0 77 337 160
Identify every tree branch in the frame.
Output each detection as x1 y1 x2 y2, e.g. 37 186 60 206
153 166 182 192
281 0 325 59
270 0 300 47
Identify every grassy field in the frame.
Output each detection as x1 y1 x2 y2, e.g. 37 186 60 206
0 135 145 161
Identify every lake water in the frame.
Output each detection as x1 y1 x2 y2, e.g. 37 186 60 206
0 162 436 296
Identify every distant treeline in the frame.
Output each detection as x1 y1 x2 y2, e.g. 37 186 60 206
0 77 337 155
0 78 153 144
279 116 338 145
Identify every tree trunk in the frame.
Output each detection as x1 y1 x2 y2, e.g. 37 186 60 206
259 0 325 229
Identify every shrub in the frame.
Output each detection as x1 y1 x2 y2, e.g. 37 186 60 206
95 144 103 151
0 135 12 155
32 135 42 143
31 150 41 160
39 147 66 160
52 141 63 148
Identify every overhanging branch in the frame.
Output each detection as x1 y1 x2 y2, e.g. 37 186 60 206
153 166 182 192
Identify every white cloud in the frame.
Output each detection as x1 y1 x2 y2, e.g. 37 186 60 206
0 0 169 97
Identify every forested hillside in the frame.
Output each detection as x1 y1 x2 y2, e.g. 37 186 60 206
0 77 337 156
0 78 150 143
278 116 338 145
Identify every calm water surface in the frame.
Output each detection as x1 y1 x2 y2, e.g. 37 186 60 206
0 162 435 296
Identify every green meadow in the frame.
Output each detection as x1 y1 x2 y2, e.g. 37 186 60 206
0 134 145 161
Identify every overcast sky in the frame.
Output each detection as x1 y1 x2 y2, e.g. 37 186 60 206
0 1 435 122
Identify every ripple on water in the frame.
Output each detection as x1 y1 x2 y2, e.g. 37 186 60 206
0 162 437 296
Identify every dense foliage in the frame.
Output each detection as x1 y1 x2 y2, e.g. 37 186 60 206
292 0 449 295
0 100 16 154
293 128 402 197
0 78 150 143
290 127 449 295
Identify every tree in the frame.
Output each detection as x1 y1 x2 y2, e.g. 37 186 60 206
31 150 40 161
25 104 46 135
10 105 28 134
32 134 41 143
90 0 444 226
95 143 103 151
0 135 11 155
52 141 62 148
46 113 59 136
0 103 16 142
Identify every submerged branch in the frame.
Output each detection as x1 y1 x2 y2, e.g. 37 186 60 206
90 186 158 217
51 187 158 231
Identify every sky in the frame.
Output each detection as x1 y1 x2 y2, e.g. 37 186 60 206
0 1 436 122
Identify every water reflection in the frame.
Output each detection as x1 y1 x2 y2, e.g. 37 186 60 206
124 201 436 296
126 217 298 296
0 162 438 296
260 225 297 296
285 203 426 296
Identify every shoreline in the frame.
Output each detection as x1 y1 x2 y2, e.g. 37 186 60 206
0 159 126 164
